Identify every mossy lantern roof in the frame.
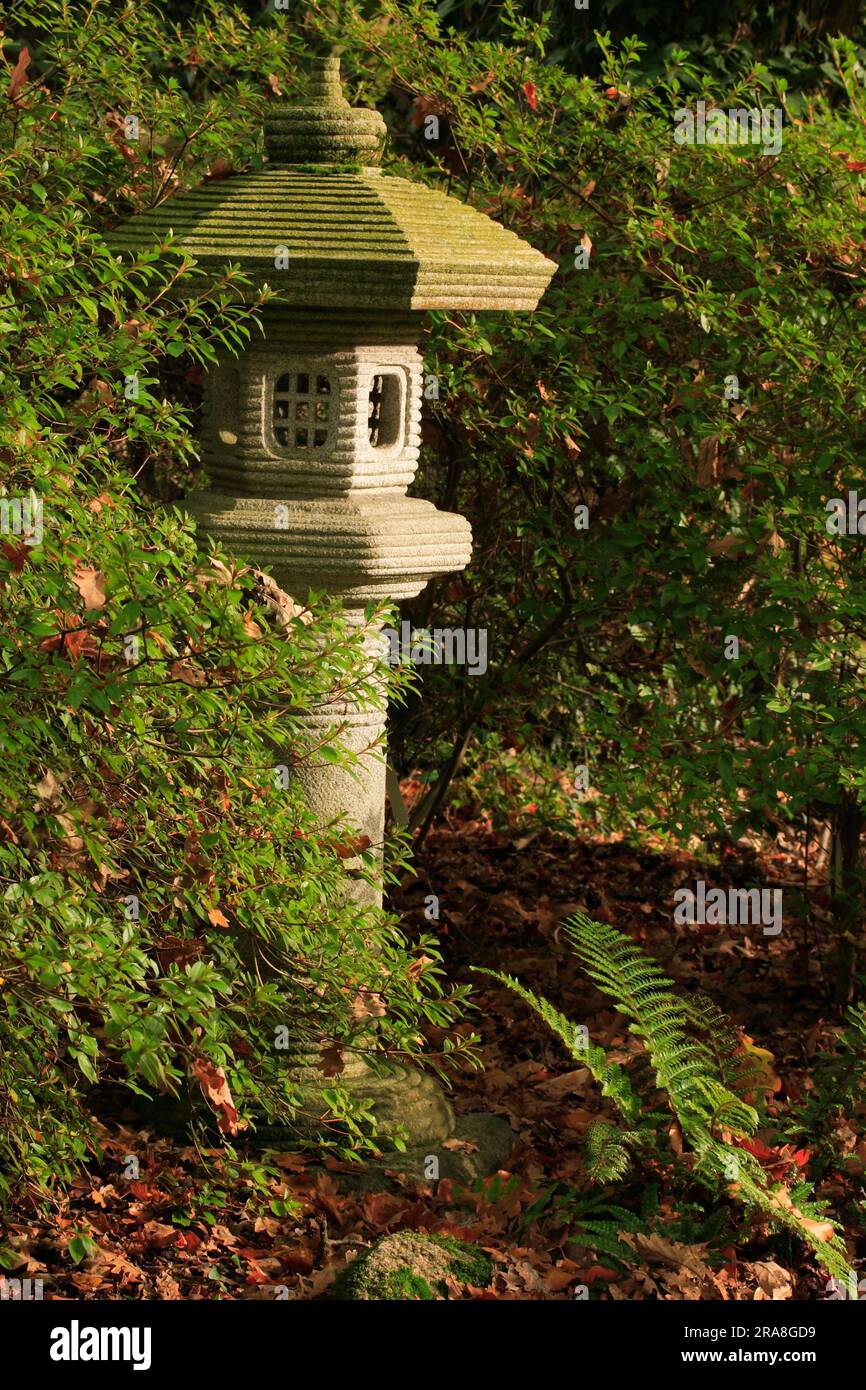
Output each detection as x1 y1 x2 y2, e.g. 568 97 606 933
111 56 556 312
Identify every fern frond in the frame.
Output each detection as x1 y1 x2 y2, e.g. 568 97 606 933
563 913 853 1283
686 992 769 1105
567 1202 646 1267
583 1120 645 1184
564 913 757 1139
695 1138 853 1283
471 966 643 1123
475 920 855 1285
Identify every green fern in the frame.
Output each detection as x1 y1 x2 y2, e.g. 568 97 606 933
553 1191 646 1268
476 914 855 1284
565 913 853 1282
690 1135 853 1282
583 1119 645 1183
685 992 770 1111
563 914 759 1141
472 966 643 1124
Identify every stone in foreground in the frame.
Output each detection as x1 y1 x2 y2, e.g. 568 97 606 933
332 1231 493 1300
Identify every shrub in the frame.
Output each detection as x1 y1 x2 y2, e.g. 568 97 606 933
303 4 866 999
0 0 473 1202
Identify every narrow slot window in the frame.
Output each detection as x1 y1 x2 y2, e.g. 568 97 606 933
368 372 404 449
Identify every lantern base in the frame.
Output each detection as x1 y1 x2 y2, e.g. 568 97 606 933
291 1054 515 1180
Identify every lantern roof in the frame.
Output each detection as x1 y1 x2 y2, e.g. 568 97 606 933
109 56 556 311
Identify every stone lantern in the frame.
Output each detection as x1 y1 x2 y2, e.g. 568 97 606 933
113 56 555 1165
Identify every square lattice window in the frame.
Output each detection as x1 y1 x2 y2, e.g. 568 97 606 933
273 372 332 450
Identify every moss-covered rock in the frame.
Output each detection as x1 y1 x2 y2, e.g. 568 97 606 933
332 1232 493 1300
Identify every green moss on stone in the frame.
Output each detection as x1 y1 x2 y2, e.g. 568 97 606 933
376 1270 437 1300
331 1231 493 1301
288 162 365 174
423 1234 493 1286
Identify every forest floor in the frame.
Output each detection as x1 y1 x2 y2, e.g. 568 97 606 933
4 795 862 1300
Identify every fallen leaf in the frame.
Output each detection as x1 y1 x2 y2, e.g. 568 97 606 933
72 567 106 610
318 1044 344 1078
272 1246 314 1274
751 1260 793 1299
34 769 63 802
8 47 31 103
136 1221 178 1251
171 659 206 687
1 540 32 573
351 990 386 1020
155 1272 182 1299
361 1191 406 1227
190 1056 243 1136
334 833 372 860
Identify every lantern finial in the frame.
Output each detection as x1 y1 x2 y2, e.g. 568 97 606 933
264 55 386 166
